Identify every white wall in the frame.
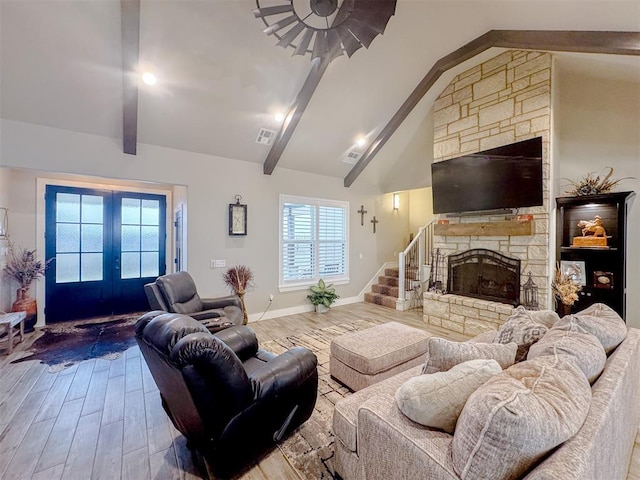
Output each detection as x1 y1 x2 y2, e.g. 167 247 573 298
0 119 405 322
0 167 11 311
555 68 640 327
408 187 434 234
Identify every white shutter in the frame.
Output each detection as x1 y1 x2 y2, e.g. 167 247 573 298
282 203 315 281
279 195 349 288
318 206 346 276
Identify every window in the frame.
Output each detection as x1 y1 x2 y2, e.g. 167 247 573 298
279 195 349 290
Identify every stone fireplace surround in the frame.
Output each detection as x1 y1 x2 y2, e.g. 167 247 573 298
424 50 552 335
447 248 521 305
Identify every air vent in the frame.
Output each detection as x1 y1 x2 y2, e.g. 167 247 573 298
256 128 276 145
342 151 361 164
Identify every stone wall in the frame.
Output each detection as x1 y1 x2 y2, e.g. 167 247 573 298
427 51 553 331
424 292 515 336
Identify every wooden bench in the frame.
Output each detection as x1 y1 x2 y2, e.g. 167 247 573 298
0 311 27 355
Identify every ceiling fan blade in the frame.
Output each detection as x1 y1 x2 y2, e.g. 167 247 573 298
343 18 378 48
336 25 362 57
276 22 306 48
350 1 397 34
293 29 314 56
326 29 344 60
252 4 294 18
263 15 297 35
312 30 327 60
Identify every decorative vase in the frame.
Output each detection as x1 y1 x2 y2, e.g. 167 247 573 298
12 287 37 332
237 289 248 325
557 302 572 318
315 304 329 314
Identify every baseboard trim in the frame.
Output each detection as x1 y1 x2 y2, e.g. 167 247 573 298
248 295 363 323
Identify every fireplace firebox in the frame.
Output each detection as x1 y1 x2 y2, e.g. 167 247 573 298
447 249 521 305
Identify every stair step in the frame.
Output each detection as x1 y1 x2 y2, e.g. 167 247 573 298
364 292 397 309
384 267 399 277
384 267 420 278
378 276 399 287
372 284 399 297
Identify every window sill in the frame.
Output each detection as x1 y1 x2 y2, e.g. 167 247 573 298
278 277 350 293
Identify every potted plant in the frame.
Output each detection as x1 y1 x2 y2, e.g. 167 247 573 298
2 244 52 332
222 265 254 325
307 279 339 313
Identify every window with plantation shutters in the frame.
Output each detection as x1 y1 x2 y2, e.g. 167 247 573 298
279 195 349 290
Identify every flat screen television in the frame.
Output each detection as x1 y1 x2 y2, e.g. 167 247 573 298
431 137 543 214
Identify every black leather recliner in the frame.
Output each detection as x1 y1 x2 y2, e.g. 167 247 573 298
135 311 318 478
144 271 243 331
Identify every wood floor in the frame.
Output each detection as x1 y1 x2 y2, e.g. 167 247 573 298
0 302 638 480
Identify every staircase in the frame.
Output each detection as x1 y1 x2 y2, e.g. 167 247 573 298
364 266 419 309
365 220 436 310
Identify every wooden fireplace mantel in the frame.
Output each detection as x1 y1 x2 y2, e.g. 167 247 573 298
434 220 533 237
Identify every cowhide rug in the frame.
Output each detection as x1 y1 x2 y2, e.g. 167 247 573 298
11 313 141 371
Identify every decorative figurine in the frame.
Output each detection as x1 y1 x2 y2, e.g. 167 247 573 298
572 215 608 247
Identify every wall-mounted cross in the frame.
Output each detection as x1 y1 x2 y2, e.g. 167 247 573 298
357 205 368 226
371 216 379 234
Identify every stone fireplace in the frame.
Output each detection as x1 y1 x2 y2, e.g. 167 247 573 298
448 249 521 305
424 50 553 336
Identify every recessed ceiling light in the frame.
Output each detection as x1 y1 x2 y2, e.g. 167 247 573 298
142 72 157 85
274 112 285 122
356 137 366 147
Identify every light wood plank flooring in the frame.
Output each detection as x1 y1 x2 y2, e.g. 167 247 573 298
0 302 638 479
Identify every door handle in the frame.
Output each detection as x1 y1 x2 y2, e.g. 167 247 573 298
114 256 120 270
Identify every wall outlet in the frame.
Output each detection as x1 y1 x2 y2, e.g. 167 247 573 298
269 294 274 302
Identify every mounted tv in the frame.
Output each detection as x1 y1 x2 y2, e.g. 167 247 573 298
431 137 543 214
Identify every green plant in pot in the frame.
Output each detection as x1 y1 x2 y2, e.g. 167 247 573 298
307 279 339 313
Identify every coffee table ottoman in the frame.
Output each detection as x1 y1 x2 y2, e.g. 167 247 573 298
330 322 432 391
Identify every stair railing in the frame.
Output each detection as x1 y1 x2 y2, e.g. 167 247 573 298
398 220 435 304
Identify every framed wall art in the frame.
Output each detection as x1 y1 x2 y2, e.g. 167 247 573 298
560 260 587 286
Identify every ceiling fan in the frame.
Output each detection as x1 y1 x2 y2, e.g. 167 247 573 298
253 0 397 62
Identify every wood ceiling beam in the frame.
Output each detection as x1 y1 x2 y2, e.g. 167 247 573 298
264 56 331 174
344 30 640 187
121 0 140 156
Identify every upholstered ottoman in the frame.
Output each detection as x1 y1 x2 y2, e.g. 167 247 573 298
330 322 432 391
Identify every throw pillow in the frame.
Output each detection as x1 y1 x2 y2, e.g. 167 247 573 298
494 306 548 361
452 355 592 480
396 359 502 433
422 337 517 374
528 329 606 383
528 309 561 329
553 303 627 353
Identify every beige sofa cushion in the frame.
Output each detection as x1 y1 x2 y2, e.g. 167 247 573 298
528 309 561 329
528 329 606 383
333 365 421 453
396 359 502 433
422 337 517 374
494 306 549 361
553 303 627 353
452 355 592 480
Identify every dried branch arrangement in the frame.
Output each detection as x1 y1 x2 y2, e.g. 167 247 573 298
222 265 254 294
3 243 52 289
551 263 582 306
564 167 633 197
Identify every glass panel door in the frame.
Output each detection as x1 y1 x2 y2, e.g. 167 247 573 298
45 186 166 322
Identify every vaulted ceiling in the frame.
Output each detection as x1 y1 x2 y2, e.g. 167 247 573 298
1 1 639 191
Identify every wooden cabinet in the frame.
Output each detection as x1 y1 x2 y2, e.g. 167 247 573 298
556 192 635 320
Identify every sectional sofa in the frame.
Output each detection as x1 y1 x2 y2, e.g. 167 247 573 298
333 304 640 480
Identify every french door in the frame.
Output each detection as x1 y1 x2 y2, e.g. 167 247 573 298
45 185 167 322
